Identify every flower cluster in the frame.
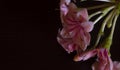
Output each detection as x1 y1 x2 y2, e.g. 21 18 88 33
57 0 120 70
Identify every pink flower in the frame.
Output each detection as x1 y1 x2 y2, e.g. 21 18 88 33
57 28 83 53
59 1 120 70
113 61 120 70
73 47 120 70
73 48 119 70
60 0 71 16
73 49 98 61
58 0 94 53
92 48 113 70
60 0 71 23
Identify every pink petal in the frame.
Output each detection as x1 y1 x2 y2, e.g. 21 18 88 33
81 21 94 32
57 28 76 53
71 28 91 50
92 60 105 70
60 0 71 23
113 61 120 70
77 8 89 21
60 3 78 27
73 49 97 61
92 57 113 70
60 0 71 16
59 28 71 38
59 0 94 56
61 0 71 5
60 3 69 16
104 56 113 70
63 8 87 26
92 48 113 70
68 3 77 13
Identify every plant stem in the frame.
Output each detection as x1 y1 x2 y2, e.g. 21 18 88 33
89 11 102 20
107 9 116 28
93 7 115 47
109 13 118 39
93 6 115 24
87 3 115 10
102 12 118 51
101 10 115 32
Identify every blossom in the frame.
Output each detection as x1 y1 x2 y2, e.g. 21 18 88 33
58 0 120 69
113 61 120 70
57 0 94 54
73 47 120 70
92 48 113 70
60 0 71 16
57 28 80 53
60 0 71 24
73 49 98 61
91 48 120 70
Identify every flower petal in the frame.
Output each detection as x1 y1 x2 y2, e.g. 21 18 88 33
77 8 89 21
60 0 71 24
113 61 120 70
92 48 113 70
73 49 97 61
81 21 94 32
57 28 76 53
60 0 71 16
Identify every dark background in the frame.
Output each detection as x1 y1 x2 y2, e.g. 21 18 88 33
0 0 120 70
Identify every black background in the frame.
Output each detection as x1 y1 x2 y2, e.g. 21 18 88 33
0 0 120 70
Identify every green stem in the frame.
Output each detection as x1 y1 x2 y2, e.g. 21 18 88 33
101 10 115 32
107 9 116 28
87 3 115 10
109 13 118 39
93 14 104 24
102 13 118 51
93 6 115 24
89 11 102 20
93 7 115 47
